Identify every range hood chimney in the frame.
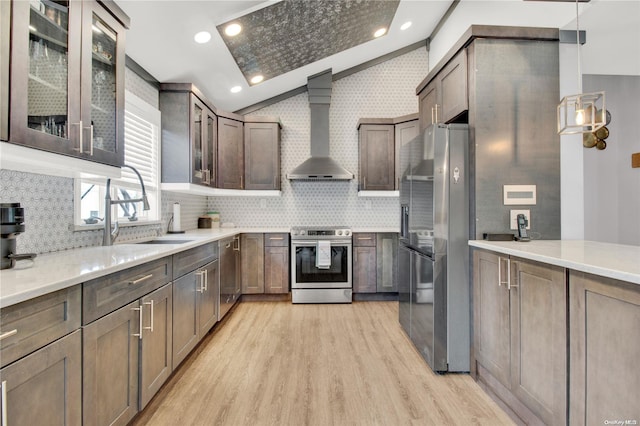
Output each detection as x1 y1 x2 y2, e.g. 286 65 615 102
287 69 354 180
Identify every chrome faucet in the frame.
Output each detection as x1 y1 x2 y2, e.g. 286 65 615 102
103 165 150 246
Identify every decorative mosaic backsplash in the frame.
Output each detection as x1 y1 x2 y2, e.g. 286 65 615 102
210 47 428 228
1 47 428 254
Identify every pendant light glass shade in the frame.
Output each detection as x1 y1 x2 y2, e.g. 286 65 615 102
557 91 606 134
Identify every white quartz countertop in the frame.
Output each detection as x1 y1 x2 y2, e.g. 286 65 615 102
0 228 289 308
469 240 640 285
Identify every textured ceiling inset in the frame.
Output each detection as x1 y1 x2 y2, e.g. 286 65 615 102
217 0 400 84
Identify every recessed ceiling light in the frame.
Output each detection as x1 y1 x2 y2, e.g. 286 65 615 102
400 21 412 31
374 27 387 38
194 31 211 44
230 86 242 93
250 75 264 85
225 23 242 37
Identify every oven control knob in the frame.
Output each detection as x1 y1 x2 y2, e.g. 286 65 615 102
344 230 350 236
337 230 342 236
300 230 306 235
291 230 298 236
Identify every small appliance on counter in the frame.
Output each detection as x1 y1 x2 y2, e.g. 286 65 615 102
1 203 37 269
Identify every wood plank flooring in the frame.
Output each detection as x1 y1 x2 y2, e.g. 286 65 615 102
132 301 514 426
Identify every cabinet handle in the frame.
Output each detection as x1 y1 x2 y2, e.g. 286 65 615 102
129 274 153 285
240 175 243 189
508 261 518 291
498 257 510 287
196 271 206 293
143 301 154 332
233 236 240 251
269 237 284 240
86 124 94 156
74 121 83 153
358 237 372 240
132 306 143 340
0 329 18 341
431 107 435 125
1 380 7 426
434 104 440 123
204 269 209 292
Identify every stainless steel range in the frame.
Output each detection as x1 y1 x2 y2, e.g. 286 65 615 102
290 226 353 304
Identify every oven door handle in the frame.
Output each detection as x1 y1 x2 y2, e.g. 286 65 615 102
292 240 352 246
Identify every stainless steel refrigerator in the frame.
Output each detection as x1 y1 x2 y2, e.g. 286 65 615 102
399 123 470 373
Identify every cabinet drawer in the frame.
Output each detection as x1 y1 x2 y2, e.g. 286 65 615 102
1 285 81 368
353 233 376 247
83 256 172 325
173 243 218 279
265 233 289 247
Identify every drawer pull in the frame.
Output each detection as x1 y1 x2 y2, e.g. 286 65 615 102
269 237 284 240
129 274 153 285
0 329 18 341
357 237 372 240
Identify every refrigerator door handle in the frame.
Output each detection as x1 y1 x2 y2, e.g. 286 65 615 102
400 204 409 239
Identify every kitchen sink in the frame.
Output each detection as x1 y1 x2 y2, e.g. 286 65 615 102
136 239 194 244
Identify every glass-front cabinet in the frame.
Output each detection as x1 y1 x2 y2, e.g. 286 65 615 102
8 0 128 167
190 95 217 186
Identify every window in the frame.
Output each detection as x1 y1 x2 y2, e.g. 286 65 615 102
75 91 161 227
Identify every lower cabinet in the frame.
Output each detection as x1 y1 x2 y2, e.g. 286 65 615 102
241 233 265 294
0 330 82 426
83 300 141 426
376 233 398 292
220 236 241 319
569 271 640 425
240 233 289 295
172 259 219 369
353 233 398 294
473 249 567 425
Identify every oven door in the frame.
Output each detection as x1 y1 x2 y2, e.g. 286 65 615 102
291 240 352 289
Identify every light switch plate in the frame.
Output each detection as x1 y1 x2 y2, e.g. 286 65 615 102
510 209 530 230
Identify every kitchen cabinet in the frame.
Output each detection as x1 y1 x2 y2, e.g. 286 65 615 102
417 49 467 131
473 249 567 425
394 115 419 190
160 85 217 187
376 233 398 292
569 271 640 425
7 0 129 166
82 255 173 425
172 245 219 369
220 235 241 319
264 233 290 294
244 119 281 190
217 116 244 189
357 121 395 191
139 283 172 410
241 233 265 294
353 233 377 293
1 0 9 141
0 286 82 425
0 330 82 426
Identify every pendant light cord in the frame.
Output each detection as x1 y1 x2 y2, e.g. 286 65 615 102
576 0 582 93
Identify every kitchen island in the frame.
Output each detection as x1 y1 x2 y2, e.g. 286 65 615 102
469 239 640 425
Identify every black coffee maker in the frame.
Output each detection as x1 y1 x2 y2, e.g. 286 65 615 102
1 203 37 269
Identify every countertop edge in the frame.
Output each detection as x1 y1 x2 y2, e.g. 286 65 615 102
469 240 640 285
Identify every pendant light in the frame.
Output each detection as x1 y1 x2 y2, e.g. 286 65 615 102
557 0 606 135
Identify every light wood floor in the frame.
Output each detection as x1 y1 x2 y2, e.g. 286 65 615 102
132 301 514 426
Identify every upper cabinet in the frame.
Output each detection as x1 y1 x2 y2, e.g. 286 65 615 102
6 0 129 167
217 115 244 189
244 119 281 190
418 49 468 131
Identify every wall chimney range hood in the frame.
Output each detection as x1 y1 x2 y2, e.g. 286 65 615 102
287 69 354 180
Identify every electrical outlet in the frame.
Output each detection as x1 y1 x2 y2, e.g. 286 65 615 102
510 209 530 230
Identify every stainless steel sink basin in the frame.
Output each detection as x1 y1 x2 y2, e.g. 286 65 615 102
136 239 193 244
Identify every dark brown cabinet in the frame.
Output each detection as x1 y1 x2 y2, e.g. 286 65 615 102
217 116 244 189
417 49 468 131
376 233 398 292
160 85 217 187
220 236 241 319
353 233 377 293
394 116 419 189
264 233 289 294
244 120 281 190
241 233 265 294
357 122 395 191
7 0 128 166
473 249 567 425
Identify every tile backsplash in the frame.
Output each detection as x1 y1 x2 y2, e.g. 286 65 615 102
1 47 428 254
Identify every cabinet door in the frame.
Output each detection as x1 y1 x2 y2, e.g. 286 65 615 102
241 233 265 294
205 109 217 187
418 82 437 131
1 330 81 426
569 271 640 426
359 124 395 191
140 283 173 410
9 0 82 155
510 258 566 425
394 119 419 190
245 122 280 190
473 250 511 388
1 0 10 141
190 96 210 185
265 246 289 294
219 237 235 319
172 271 199 369
439 49 468 123
217 116 244 189
376 233 398 292
83 300 140 426
198 260 219 336
353 246 377 293
80 1 126 166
